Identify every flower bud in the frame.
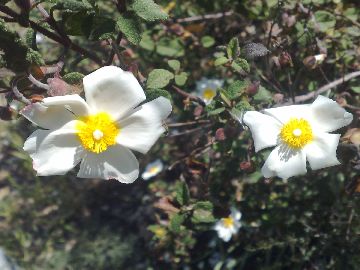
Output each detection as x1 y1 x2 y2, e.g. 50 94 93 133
279 52 293 67
215 128 226 141
0 106 15 121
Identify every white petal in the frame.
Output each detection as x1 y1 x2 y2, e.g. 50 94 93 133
77 144 139 183
263 104 311 124
83 66 146 119
217 227 232 242
243 111 282 152
230 208 242 221
21 95 89 129
304 132 341 170
116 97 172 154
309 95 353 132
23 123 83 176
261 145 307 179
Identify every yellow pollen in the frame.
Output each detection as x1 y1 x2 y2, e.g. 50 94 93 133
75 112 119 154
149 166 160 174
222 217 234 228
280 118 313 149
203 88 216 101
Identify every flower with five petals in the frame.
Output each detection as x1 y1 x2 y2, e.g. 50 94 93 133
21 66 172 183
243 96 353 179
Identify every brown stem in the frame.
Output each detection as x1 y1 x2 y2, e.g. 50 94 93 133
172 85 206 106
283 70 360 105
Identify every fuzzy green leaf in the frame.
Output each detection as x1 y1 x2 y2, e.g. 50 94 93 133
167 59 180 71
214 56 229 66
175 72 188 86
146 69 174 89
145 88 172 102
227 80 249 99
201 36 215 48
191 201 215 224
131 0 168 21
227 37 240 59
169 213 185 233
116 13 142 45
175 181 190 206
63 72 84 85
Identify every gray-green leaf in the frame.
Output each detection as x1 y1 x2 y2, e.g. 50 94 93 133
147 69 174 89
116 13 142 45
131 0 168 21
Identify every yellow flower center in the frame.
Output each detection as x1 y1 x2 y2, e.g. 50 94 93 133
222 217 234 228
203 88 216 101
280 118 313 149
75 112 119 154
154 227 166 238
149 166 161 174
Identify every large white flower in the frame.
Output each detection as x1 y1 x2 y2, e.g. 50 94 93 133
243 95 353 179
21 66 172 183
195 78 224 105
214 208 242 242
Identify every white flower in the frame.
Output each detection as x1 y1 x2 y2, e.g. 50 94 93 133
21 66 172 183
141 159 164 180
214 208 242 242
243 95 353 179
195 78 224 104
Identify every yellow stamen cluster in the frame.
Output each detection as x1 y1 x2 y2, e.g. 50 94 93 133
280 118 313 149
75 112 119 154
203 88 216 101
222 217 234 228
149 166 160 174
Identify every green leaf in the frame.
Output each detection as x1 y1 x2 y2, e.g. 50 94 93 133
63 72 84 85
52 0 93 13
191 201 215 224
314 11 336 32
227 80 249 99
145 88 172 102
214 56 229 66
201 36 215 48
116 12 142 45
167 59 180 71
207 107 225 116
169 213 185 233
231 59 250 73
227 37 240 59
351 86 360 94
175 181 190 206
131 0 168 22
253 86 272 102
139 31 155 51
174 72 187 86
156 37 184 57
146 69 174 89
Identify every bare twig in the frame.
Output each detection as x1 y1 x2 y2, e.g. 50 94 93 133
28 74 50 90
284 70 360 105
172 85 206 106
174 11 233 23
11 78 31 105
167 120 210 128
169 124 212 138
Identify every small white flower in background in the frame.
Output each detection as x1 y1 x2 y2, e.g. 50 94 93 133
214 208 242 242
21 66 172 183
195 78 224 105
141 159 164 180
243 95 353 179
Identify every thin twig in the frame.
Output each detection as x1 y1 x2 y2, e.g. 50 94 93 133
283 70 360 105
11 78 31 105
168 142 215 170
169 124 212 137
173 11 233 23
167 120 211 128
172 85 206 106
28 74 50 90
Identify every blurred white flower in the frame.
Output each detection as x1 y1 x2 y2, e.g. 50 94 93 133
243 95 353 179
21 66 172 183
195 78 223 104
142 159 164 180
214 208 242 242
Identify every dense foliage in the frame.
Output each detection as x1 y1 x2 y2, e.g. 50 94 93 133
0 0 359 269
